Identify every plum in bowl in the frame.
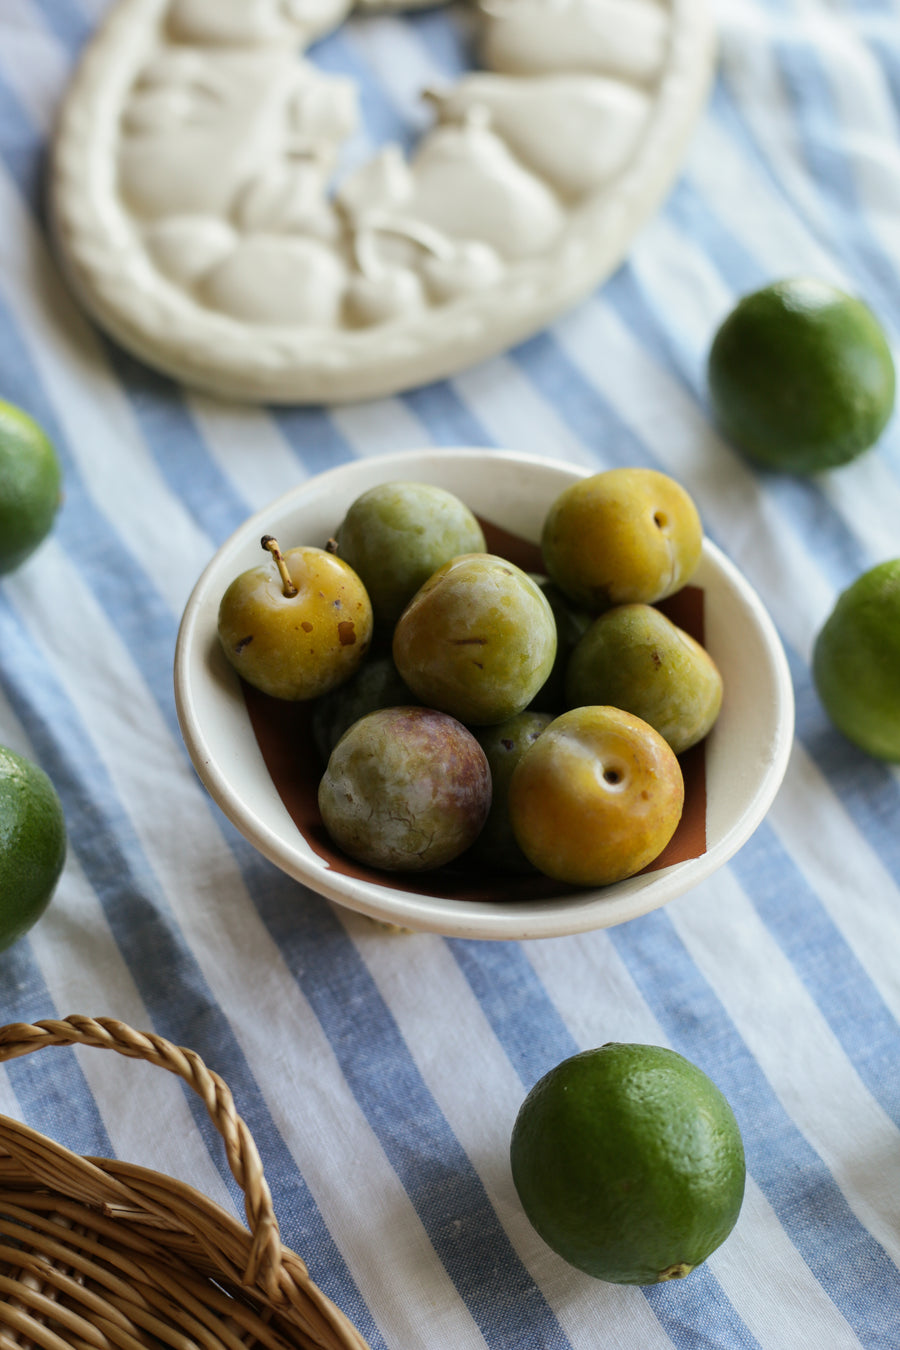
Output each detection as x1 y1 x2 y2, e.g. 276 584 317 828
173 449 794 941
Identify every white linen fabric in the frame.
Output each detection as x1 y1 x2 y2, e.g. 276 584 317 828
1 2 899 1347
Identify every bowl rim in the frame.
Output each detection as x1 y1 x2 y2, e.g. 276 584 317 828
174 447 795 940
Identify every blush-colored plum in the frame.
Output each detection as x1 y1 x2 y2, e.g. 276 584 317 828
541 468 703 612
507 706 684 886
392 553 557 725
565 603 723 754
317 706 491 872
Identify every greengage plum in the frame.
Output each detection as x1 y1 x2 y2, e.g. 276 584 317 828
541 469 703 612
334 481 486 624
470 711 553 875
310 653 418 764
507 706 684 886
218 536 373 700
529 577 592 712
318 707 491 872
565 604 723 754
392 553 557 725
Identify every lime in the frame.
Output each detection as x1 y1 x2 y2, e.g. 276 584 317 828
0 398 63 574
510 1042 746 1285
812 559 900 761
0 745 67 950
707 278 895 473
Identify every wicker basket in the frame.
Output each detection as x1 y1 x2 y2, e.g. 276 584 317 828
0 1015 371 1350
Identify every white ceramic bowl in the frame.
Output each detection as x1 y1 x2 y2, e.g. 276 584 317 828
174 449 794 940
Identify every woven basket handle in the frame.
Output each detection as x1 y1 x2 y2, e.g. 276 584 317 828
0 1014 282 1290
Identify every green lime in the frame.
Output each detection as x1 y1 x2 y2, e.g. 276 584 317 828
510 1042 746 1285
0 398 63 574
812 559 900 761
707 278 895 473
0 745 67 950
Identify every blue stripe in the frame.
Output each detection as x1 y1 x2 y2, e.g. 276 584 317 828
448 939 760 1349
313 25 417 154
407 3 471 79
611 908 900 1348
731 819 900 1133
404 379 496 447
271 405 356 476
0 596 384 1342
102 343 250 548
25 0 93 53
0 770 114 1159
773 34 900 310
0 298 183 737
0 295 383 1341
448 939 578 1087
792 647 900 895
510 330 655 472
0 73 42 206
0 135 567 1343
244 880 576 1350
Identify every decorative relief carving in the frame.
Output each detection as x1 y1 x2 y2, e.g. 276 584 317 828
50 0 715 402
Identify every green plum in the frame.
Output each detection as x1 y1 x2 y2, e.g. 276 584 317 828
470 711 553 875
508 706 684 887
565 604 723 755
318 706 491 871
392 553 558 726
334 481 486 625
310 653 419 764
529 576 592 712
218 536 373 700
541 468 703 612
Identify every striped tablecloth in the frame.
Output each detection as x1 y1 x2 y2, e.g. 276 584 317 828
2 2 900 1347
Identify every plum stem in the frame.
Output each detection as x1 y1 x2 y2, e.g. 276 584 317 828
261 534 297 597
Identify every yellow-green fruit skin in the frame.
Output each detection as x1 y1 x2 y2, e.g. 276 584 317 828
541 469 703 613
565 603 723 755
708 278 895 473
812 559 900 761
507 706 684 886
334 480 486 624
510 1043 746 1285
0 746 66 950
0 399 63 574
218 546 373 701
392 554 557 726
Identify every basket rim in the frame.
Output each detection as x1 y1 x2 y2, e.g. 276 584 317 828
0 1016 371 1350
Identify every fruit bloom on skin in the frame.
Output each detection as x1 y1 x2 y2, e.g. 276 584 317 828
565 603 723 755
541 468 703 612
507 706 684 886
318 706 491 871
393 553 558 725
334 480 486 624
218 539 373 700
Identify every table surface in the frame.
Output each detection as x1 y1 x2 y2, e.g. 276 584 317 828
2 2 900 1348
